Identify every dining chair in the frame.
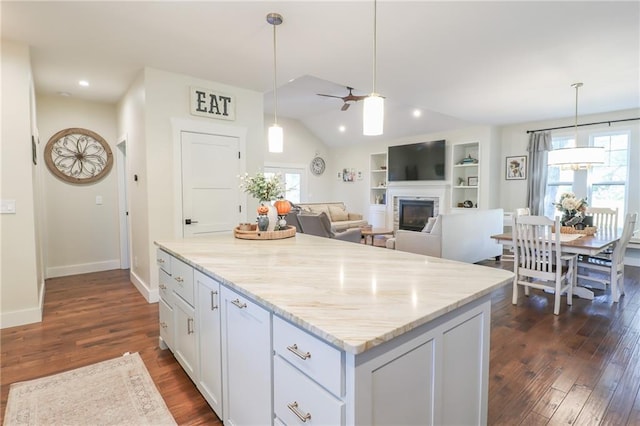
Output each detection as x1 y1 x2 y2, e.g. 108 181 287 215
575 206 621 291
502 208 531 261
586 206 618 231
512 215 575 315
577 212 638 301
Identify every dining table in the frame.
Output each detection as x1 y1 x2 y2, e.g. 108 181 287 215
491 230 621 301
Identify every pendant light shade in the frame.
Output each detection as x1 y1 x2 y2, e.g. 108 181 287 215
268 124 283 153
363 0 383 136
548 82 604 170
363 94 384 135
267 12 283 153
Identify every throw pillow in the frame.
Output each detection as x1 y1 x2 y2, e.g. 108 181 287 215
328 205 349 221
421 217 437 233
309 205 330 217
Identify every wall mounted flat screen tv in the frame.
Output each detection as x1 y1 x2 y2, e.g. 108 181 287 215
388 140 446 182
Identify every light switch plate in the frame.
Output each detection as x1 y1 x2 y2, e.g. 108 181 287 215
1 199 16 214
96 196 103 205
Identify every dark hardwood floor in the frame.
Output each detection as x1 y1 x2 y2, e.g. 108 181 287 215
1 262 639 425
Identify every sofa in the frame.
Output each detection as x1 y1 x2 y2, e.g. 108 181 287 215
296 202 367 231
297 212 362 243
388 208 504 263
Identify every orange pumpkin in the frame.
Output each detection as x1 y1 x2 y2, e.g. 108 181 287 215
257 204 270 215
274 199 291 215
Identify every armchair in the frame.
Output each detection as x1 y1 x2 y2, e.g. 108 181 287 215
297 212 362 243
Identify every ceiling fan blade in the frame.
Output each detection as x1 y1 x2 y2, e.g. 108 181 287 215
341 103 350 111
317 93 343 99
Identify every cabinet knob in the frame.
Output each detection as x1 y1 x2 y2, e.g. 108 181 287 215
287 401 311 422
286 344 311 360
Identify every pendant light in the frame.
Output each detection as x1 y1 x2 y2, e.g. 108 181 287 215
267 13 283 153
363 0 384 136
548 83 604 170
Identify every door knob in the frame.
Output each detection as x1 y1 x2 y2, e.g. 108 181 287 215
185 219 199 225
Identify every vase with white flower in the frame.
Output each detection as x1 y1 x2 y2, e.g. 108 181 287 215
553 192 588 227
239 172 283 231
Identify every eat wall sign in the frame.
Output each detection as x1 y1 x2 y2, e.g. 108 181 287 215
190 87 235 121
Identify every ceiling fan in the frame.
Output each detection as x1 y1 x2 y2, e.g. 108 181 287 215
316 86 367 111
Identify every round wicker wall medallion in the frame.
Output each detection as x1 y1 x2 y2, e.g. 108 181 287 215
44 128 113 184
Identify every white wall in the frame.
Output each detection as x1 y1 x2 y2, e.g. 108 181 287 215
264 116 333 202
36 96 120 277
0 40 44 327
118 67 264 300
117 72 149 296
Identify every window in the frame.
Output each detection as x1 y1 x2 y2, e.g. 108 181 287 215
545 130 630 225
264 166 305 203
588 132 629 222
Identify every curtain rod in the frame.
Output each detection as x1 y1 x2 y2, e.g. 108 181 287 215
526 117 640 134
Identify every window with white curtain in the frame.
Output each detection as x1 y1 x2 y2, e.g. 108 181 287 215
544 130 630 224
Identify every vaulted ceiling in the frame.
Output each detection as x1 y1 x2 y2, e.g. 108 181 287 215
3 1 638 146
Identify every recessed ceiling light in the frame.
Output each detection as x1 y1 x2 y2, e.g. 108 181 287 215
339 125 346 132
78 80 89 87
412 109 422 118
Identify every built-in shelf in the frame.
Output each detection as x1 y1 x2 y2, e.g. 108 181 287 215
369 152 388 227
451 142 480 209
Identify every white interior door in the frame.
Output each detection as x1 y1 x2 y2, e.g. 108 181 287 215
181 131 240 237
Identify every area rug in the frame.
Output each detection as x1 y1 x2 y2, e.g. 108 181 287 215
3 352 176 426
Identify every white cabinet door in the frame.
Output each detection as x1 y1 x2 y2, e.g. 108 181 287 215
196 271 223 419
159 297 174 351
173 294 198 382
221 286 272 426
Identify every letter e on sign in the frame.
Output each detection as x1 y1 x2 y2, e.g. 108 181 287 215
190 87 236 121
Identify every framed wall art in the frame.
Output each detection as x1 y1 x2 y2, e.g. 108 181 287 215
505 155 527 180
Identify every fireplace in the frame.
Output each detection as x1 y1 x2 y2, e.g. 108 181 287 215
398 199 435 231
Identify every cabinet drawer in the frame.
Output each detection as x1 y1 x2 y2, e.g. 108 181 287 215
156 249 171 274
159 269 173 306
159 297 174 351
274 356 344 426
273 315 342 397
171 257 194 306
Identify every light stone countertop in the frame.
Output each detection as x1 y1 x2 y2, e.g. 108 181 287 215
155 232 513 354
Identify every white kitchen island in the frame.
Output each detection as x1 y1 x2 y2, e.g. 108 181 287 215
155 232 513 426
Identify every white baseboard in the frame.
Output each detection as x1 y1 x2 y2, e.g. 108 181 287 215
0 279 46 329
130 270 159 303
46 259 121 278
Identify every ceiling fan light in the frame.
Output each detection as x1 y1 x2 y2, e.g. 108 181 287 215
363 94 384 136
268 124 283 153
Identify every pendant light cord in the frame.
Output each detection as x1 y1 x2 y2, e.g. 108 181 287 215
372 0 377 94
273 21 278 126
572 82 583 141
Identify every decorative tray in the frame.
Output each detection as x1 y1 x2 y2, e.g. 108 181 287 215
557 226 597 235
234 225 296 240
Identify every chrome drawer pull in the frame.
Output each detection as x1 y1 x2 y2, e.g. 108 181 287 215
174 276 184 283
187 318 194 334
159 284 166 290
287 344 311 360
211 290 219 310
287 401 311 422
157 258 165 264
160 321 167 329
231 299 247 309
